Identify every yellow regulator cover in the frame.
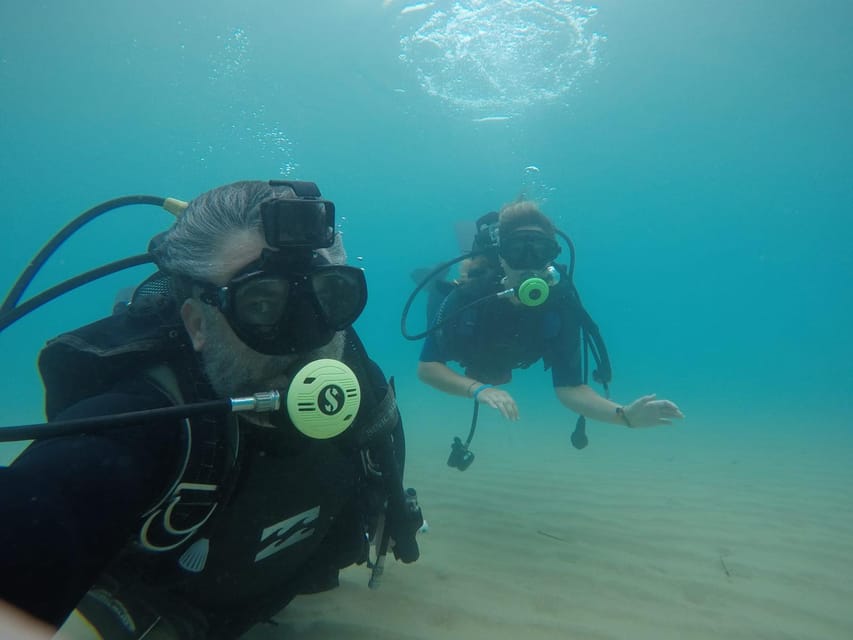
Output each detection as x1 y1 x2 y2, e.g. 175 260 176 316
286 358 361 439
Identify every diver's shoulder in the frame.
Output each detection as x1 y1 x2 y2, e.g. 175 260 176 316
53 374 175 422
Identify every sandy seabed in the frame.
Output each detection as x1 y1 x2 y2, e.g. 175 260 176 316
246 413 853 640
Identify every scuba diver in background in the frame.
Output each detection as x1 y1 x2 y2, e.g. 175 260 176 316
403 201 683 470
0 180 423 638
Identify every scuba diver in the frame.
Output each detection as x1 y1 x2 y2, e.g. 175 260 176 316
402 200 684 470
0 180 424 638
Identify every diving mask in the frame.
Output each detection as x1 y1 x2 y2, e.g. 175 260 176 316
196 252 367 355
498 229 560 270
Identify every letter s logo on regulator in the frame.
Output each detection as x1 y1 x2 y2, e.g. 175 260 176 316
319 384 344 415
286 359 361 439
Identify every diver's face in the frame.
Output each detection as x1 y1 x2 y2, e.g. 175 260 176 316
499 259 551 288
198 307 298 398
198 311 343 399
498 224 558 280
182 230 347 397
183 231 297 397
498 225 556 289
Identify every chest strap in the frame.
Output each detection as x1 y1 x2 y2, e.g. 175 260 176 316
136 364 240 557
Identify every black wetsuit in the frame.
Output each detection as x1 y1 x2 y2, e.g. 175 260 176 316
0 352 405 638
0 378 181 625
420 275 584 386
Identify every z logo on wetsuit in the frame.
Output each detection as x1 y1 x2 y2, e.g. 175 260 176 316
255 506 320 562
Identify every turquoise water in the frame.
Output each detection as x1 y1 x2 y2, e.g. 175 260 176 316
1 0 851 462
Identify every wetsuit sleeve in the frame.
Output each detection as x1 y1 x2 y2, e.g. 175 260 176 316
0 378 182 627
549 298 584 387
419 330 449 362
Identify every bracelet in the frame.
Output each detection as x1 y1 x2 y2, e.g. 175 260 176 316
472 384 492 400
616 406 633 428
466 381 479 397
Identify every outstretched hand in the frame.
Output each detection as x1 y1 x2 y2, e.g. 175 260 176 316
623 394 684 428
0 600 54 640
476 387 519 421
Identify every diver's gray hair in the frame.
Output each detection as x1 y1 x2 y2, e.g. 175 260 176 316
151 180 346 294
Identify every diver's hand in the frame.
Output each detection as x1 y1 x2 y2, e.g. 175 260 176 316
477 387 519 421
0 600 54 640
623 394 684 427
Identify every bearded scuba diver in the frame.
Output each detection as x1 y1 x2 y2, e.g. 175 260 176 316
401 206 614 471
0 180 423 639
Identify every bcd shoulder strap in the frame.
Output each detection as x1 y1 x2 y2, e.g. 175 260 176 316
135 361 240 560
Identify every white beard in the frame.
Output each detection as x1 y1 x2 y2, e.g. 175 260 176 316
199 311 346 399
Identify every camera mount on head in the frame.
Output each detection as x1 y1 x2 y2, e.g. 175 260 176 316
262 180 336 254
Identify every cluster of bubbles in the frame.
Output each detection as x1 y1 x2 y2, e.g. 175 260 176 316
520 165 555 205
399 0 604 113
207 27 250 82
203 28 298 176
